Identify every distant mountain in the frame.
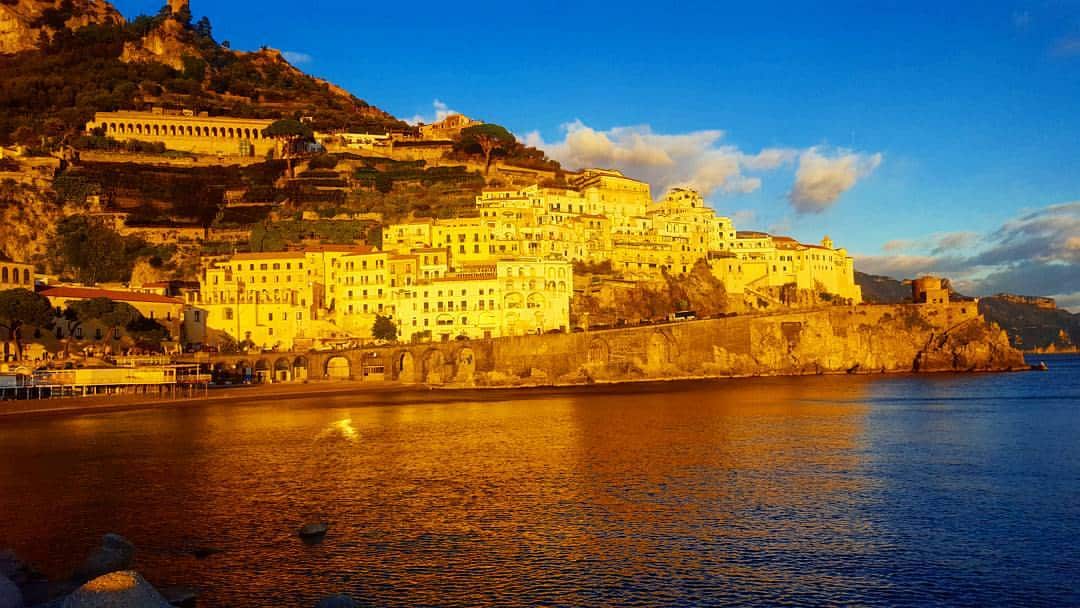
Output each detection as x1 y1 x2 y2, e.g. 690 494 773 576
855 271 911 304
0 0 408 146
978 295 1079 353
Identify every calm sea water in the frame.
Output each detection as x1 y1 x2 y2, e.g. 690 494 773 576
1 356 1078 607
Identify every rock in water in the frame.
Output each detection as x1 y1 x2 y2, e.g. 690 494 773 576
298 523 329 538
63 571 171 608
158 585 198 607
316 595 357 608
0 575 22 608
72 534 135 584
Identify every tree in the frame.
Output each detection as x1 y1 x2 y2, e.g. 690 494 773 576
194 16 213 40
52 216 133 284
0 289 54 361
459 124 515 175
372 315 397 342
264 119 314 177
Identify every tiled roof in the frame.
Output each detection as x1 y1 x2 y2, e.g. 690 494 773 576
40 287 183 305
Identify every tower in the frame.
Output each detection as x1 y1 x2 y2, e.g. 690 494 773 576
168 0 190 15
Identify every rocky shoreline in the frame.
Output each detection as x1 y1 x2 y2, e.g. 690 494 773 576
0 534 356 608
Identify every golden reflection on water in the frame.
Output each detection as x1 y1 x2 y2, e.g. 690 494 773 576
0 377 878 606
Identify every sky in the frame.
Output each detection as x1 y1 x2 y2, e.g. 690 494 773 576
113 0 1080 308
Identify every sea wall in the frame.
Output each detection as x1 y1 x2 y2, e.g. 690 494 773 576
478 303 1025 385
199 303 1026 387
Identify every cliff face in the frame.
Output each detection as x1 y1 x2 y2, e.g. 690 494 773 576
0 0 123 54
478 304 1029 387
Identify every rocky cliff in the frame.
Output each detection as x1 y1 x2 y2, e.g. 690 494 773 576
0 0 123 54
477 304 1028 387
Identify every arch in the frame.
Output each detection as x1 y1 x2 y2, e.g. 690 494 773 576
22 269 29 284
274 357 292 383
588 339 610 364
396 351 416 383
647 332 673 369
234 359 253 383
422 349 448 385
254 359 271 383
504 292 524 309
527 293 546 309
1 268 7 283
326 356 351 380
454 347 476 383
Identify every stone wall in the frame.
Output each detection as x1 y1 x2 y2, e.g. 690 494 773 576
192 303 1025 386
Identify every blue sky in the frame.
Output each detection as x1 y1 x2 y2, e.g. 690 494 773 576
114 1 1080 305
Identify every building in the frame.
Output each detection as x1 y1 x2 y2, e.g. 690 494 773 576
0 255 34 290
913 276 950 305
85 109 277 157
384 169 861 303
419 114 483 141
38 286 186 341
198 244 573 349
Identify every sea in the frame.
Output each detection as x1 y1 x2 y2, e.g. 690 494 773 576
1 354 1077 607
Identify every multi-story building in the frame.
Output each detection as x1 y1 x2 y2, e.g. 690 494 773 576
386 169 861 302
198 244 571 349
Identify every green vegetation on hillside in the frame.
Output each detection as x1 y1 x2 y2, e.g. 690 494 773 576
0 4 407 146
49 215 173 283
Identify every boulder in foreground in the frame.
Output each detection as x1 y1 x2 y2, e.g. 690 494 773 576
62 571 170 608
72 534 134 584
0 574 23 608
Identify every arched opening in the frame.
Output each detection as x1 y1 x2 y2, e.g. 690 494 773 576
255 359 271 383
422 350 448 385
234 359 253 383
292 356 308 381
455 347 475 383
326 356 351 380
274 357 292 383
396 351 416 383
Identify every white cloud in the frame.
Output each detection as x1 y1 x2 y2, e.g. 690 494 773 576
528 120 798 199
406 99 461 126
281 51 312 65
789 147 883 213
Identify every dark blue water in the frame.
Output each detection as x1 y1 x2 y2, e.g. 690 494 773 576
1 355 1077 607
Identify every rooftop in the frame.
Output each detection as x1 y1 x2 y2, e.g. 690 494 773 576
40 286 183 305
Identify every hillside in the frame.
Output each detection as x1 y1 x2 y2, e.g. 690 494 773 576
0 0 124 54
854 271 911 303
978 296 1080 352
0 0 407 146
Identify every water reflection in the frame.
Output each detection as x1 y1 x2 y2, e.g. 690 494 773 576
1 363 1078 607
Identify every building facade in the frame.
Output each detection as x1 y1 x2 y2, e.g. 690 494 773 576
85 109 277 157
0 256 34 290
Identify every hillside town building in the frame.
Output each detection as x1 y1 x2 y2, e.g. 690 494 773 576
387 169 862 303
195 244 570 350
0 255 34 290
85 109 277 157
